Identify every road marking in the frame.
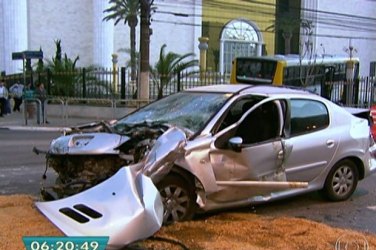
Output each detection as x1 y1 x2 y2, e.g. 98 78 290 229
367 205 376 211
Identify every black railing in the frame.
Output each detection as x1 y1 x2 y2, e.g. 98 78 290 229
322 77 376 108
2 68 376 108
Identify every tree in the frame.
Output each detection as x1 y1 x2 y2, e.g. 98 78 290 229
266 15 300 55
139 0 154 100
150 44 198 99
299 19 325 87
299 19 315 60
103 0 140 83
45 40 80 96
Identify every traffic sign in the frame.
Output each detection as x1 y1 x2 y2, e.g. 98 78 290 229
12 50 43 60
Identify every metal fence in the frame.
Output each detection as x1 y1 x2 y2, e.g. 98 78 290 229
2 68 228 100
322 77 376 108
2 68 376 108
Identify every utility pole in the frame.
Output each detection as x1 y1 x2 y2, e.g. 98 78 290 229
139 0 152 100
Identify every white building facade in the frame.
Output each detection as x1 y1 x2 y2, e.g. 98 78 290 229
301 0 376 76
0 0 28 74
0 0 201 74
0 0 375 76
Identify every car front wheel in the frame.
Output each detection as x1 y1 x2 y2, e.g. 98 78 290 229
156 173 196 224
322 159 359 201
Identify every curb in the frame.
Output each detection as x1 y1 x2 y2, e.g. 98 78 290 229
0 125 68 132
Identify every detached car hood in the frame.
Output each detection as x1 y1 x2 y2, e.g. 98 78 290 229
36 127 188 249
49 133 130 155
36 167 163 249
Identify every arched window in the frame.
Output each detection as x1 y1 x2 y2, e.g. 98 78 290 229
220 19 263 74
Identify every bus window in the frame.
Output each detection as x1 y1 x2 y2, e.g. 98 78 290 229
233 58 277 85
230 55 360 93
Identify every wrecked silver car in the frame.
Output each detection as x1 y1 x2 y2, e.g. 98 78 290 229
38 84 376 224
36 127 186 249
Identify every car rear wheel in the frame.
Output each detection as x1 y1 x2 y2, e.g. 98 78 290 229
322 159 359 201
156 173 196 224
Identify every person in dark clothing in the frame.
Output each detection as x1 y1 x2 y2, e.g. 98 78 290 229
0 80 9 117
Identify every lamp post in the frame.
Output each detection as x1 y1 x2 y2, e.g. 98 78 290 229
343 39 358 106
345 39 356 81
198 37 209 80
112 53 118 95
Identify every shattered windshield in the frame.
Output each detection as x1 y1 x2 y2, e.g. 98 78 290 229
114 91 231 134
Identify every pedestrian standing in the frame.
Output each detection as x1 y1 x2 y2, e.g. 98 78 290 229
35 82 48 124
0 80 9 117
23 82 35 119
5 93 11 115
9 82 24 112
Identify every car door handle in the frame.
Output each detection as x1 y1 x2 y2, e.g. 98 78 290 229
278 150 284 159
326 140 335 148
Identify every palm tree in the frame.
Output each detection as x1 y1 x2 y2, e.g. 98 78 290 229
103 0 140 82
150 44 198 99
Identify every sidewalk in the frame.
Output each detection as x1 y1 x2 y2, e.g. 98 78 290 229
0 110 103 131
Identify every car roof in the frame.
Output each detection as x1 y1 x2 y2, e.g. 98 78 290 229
185 84 249 93
185 83 314 97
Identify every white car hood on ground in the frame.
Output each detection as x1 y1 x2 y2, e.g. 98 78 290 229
36 127 188 249
36 167 163 249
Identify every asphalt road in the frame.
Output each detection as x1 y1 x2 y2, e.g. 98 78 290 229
1 128 376 235
0 129 60 195
249 177 376 233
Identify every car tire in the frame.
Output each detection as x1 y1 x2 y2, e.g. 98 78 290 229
156 173 196 224
322 159 359 201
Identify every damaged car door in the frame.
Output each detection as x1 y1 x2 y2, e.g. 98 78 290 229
207 98 297 204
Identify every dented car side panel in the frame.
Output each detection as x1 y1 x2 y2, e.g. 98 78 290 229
174 136 219 194
170 98 297 208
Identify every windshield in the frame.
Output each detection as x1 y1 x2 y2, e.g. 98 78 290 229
114 91 231 134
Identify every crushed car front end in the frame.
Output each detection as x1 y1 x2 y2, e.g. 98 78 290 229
38 89 233 201
41 122 171 199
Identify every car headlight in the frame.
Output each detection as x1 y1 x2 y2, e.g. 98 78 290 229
50 138 70 154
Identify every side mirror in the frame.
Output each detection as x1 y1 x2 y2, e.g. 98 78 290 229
228 137 243 152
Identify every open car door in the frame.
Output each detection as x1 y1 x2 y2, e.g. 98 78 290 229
207 98 307 203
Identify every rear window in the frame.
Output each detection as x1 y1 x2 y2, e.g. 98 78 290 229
290 99 329 135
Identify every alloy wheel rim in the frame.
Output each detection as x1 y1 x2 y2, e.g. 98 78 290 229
332 166 354 196
160 185 189 223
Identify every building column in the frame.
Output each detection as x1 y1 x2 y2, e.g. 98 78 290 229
1 0 28 74
0 3 4 72
93 1 114 68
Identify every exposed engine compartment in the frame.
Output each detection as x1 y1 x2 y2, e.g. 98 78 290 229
39 121 171 200
46 155 128 198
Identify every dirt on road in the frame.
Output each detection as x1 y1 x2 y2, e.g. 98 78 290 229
0 194 374 250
